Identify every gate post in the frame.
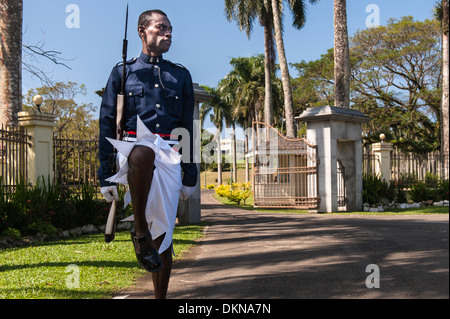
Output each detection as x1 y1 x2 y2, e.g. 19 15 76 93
372 141 393 182
177 83 212 224
298 106 369 212
17 110 57 186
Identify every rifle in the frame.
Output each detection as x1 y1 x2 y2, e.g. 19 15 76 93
105 4 128 243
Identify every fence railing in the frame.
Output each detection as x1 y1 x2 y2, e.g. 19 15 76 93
53 133 100 190
391 150 449 185
363 153 378 176
363 145 449 183
0 125 31 191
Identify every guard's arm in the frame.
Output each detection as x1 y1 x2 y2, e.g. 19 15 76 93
98 67 121 187
179 70 198 187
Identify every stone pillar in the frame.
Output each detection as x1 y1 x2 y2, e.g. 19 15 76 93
372 142 393 182
298 106 369 213
17 110 57 185
177 83 212 224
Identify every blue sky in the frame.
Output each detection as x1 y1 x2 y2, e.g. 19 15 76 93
22 0 439 136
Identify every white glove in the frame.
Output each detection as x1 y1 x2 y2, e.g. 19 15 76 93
180 185 196 200
101 186 119 203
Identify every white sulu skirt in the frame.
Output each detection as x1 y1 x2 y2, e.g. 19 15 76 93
105 116 182 255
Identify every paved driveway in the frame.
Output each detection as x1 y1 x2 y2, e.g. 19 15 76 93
122 190 449 299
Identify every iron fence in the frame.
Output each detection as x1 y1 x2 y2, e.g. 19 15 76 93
363 145 449 184
0 125 31 192
391 150 449 185
53 133 100 190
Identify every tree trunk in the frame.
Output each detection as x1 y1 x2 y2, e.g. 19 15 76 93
333 0 350 108
244 121 249 183
0 0 23 126
232 123 237 183
215 127 222 185
271 0 296 138
263 22 274 126
442 0 449 178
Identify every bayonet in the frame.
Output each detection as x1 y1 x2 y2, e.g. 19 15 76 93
120 4 128 96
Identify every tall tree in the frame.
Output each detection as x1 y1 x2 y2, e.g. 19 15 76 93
271 0 318 138
351 17 442 152
291 48 335 113
271 0 294 137
434 0 449 177
201 86 231 185
0 0 23 126
225 0 318 134
224 0 276 126
333 0 350 108
440 0 449 167
220 55 281 181
22 82 97 137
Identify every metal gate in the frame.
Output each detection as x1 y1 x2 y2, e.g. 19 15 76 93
337 159 347 208
252 122 319 209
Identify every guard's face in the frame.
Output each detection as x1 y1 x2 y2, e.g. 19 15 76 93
139 14 172 56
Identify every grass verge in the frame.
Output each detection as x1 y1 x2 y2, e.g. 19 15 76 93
0 223 205 299
211 192 449 215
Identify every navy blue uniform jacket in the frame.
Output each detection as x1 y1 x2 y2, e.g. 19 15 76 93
98 52 197 188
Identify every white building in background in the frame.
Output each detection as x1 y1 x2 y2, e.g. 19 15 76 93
220 138 245 161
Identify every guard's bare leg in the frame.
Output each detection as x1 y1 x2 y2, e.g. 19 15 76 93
128 145 155 237
152 234 172 299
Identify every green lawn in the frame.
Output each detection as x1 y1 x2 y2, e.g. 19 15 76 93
0 224 205 299
211 191 450 215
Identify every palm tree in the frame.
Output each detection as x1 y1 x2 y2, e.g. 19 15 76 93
333 0 350 108
0 0 23 126
271 0 319 137
443 0 449 166
200 87 230 185
217 79 238 183
225 0 318 137
224 0 276 126
220 55 270 181
202 55 283 183
435 0 449 177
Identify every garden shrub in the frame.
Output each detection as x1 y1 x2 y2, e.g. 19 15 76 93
24 220 58 237
409 181 431 202
436 179 449 201
215 184 229 197
71 183 107 226
363 173 448 205
0 176 118 238
363 174 387 205
1 227 21 239
214 183 253 205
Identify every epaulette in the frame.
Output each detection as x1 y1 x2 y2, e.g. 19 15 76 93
165 59 187 70
115 57 138 67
